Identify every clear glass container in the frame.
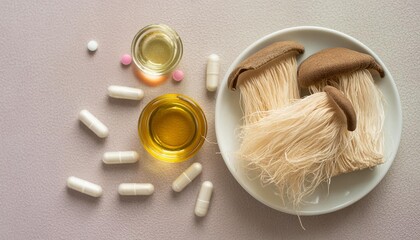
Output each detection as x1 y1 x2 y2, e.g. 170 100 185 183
131 24 183 76
138 94 207 163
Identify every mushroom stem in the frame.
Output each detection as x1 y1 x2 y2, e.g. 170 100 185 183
239 56 300 124
228 41 304 125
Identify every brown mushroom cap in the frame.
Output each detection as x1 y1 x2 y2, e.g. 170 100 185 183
324 86 357 131
298 48 384 88
228 41 304 90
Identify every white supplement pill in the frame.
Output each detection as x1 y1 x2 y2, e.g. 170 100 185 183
67 176 103 197
206 54 220 92
172 162 202 192
102 151 139 164
118 183 154 196
87 40 98 52
79 109 109 138
107 85 144 100
195 181 213 217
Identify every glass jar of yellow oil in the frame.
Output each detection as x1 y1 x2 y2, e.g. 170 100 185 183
138 94 207 163
131 24 183 76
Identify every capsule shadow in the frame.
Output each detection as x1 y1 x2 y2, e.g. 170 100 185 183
170 189 180 198
194 213 206 224
118 194 153 203
170 179 202 196
206 89 217 99
78 121 106 144
101 161 140 171
107 97 141 107
170 187 188 200
66 187 100 203
87 49 96 56
120 62 131 69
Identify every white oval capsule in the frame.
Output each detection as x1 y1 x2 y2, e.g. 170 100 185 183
107 85 144 100
102 151 139 164
172 162 202 192
195 181 213 217
118 183 154 196
78 110 109 138
67 176 103 197
206 54 220 92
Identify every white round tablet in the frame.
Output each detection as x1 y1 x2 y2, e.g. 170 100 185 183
87 40 98 52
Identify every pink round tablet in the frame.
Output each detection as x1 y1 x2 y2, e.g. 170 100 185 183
172 70 184 82
120 54 132 65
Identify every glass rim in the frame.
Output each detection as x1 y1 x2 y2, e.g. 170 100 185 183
131 24 183 75
138 93 207 163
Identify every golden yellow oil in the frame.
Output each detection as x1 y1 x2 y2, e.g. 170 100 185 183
132 24 183 75
139 94 207 163
150 105 195 150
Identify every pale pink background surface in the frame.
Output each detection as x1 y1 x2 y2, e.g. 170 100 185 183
1 1 419 239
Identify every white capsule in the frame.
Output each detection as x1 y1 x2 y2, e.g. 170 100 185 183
102 151 139 164
118 183 154 196
107 85 144 100
78 109 109 138
206 54 220 92
195 181 213 217
172 162 202 192
87 40 98 52
67 176 103 197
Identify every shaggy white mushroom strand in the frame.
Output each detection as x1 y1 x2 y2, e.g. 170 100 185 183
238 91 351 207
308 69 384 174
239 57 300 125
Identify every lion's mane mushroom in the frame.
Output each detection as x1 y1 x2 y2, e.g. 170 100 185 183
298 48 384 175
228 41 304 124
238 86 356 206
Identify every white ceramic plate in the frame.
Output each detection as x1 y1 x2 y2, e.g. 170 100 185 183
215 26 402 215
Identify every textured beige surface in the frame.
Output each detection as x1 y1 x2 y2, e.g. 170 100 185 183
0 1 419 239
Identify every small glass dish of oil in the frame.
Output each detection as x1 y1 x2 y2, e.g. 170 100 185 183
138 94 207 163
131 24 183 76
